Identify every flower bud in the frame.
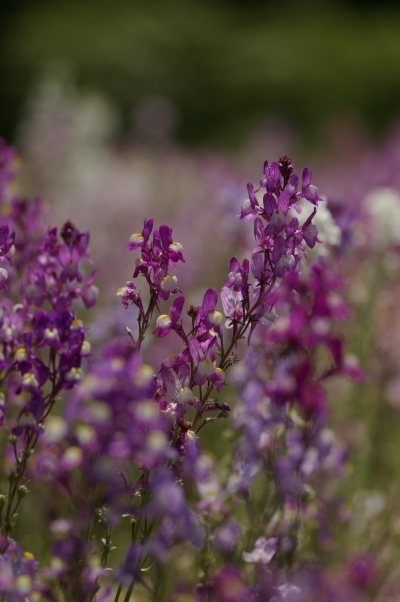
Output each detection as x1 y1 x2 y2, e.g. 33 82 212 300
17 485 28 500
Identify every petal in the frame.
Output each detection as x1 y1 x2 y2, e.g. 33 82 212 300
277 190 290 215
160 368 181 400
0 225 9 246
159 225 173 252
302 167 312 189
272 236 285 264
169 295 185 324
188 337 203 366
254 217 264 245
142 219 154 244
251 250 264 279
263 192 277 221
58 244 71 267
220 287 235 317
178 363 191 388
286 173 298 196
303 224 319 248
229 257 240 273
202 289 218 315
247 182 258 209
269 162 280 183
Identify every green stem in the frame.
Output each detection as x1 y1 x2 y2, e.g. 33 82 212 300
122 580 135 602
114 585 123 602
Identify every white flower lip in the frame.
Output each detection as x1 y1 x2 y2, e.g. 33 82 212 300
207 310 223 326
129 233 144 245
156 314 172 329
198 359 215 377
177 387 195 404
160 274 178 292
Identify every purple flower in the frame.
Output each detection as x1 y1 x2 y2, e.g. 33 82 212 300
242 537 279 564
127 218 154 250
153 295 185 338
220 287 244 335
188 336 219 386
225 257 249 292
299 167 324 205
196 288 224 337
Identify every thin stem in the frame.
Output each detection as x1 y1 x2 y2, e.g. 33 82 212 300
137 290 156 351
114 585 123 602
122 581 135 602
191 277 276 429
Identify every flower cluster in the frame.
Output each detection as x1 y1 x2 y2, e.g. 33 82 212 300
0 141 98 564
0 140 369 601
230 261 361 571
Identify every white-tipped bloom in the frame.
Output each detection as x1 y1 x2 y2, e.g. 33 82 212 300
75 424 96 446
134 364 155 387
61 446 83 469
135 401 158 421
160 273 178 293
6 245 15 259
15 347 28 362
19 412 36 428
81 341 91 356
364 187 400 246
198 359 215 378
0 268 8 287
186 430 197 445
129 233 144 245
207 310 223 327
177 387 195 404
44 327 60 343
44 416 68 444
156 314 172 329
169 242 183 254
14 575 32 596
22 373 39 389
147 430 167 453
65 367 84 383
198 477 220 502
71 319 84 331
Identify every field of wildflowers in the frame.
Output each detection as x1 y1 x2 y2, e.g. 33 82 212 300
1 45 400 596
1 114 400 602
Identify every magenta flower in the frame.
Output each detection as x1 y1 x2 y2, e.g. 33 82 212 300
153 295 185 338
196 288 224 337
127 218 154 251
188 335 220 386
225 257 249 292
299 167 324 205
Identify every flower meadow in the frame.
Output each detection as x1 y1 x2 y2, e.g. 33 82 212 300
1 133 400 602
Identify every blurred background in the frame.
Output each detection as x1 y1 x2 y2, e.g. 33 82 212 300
2 0 400 296
0 0 400 150
2 0 400 149
3 0 400 591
